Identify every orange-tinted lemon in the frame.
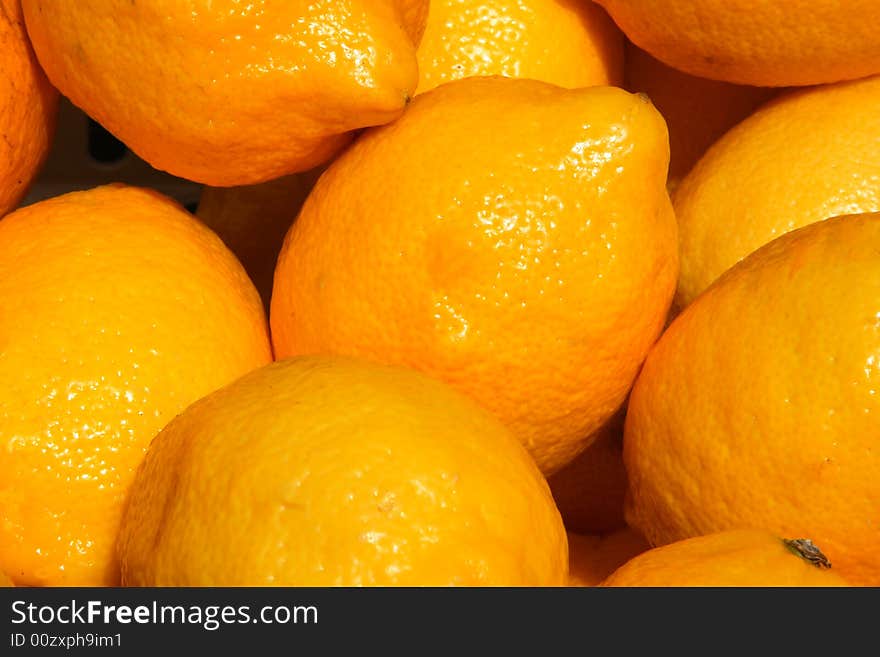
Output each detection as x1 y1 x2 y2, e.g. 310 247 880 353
625 212 880 586
597 0 880 86
117 356 568 586
271 77 678 475
0 0 58 217
416 0 623 94
23 0 428 185
0 184 272 586
674 75 880 306
601 530 850 587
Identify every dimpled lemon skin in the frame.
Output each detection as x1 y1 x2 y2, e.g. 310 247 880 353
0 0 58 217
271 77 678 476
600 530 850 587
117 356 568 587
674 75 880 307
624 213 880 586
416 0 623 94
22 0 428 186
0 185 272 586
596 0 880 87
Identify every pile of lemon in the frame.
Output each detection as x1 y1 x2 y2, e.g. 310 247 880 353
1 0 877 588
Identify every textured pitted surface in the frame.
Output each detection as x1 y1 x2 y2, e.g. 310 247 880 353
0 184 272 586
624 213 880 586
22 0 428 185
415 0 623 94
597 0 880 86
270 77 679 476
674 75 880 307
118 356 568 587
0 0 58 217
600 530 850 587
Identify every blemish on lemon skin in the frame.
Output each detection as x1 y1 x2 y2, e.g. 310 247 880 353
376 491 396 514
782 537 832 569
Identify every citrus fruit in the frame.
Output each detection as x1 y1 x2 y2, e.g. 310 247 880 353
270 77 678 476
624 212 880 586
0 184 272 586
117 356 568 586
547 411 628 534
22 0 428 186
624 42 776 186
596 0 880 86
196 167 324 310
416 0 623 94
600 530 850 587
568 528 649 587
0 571 12 587
0 0 58 217
674 75 880 307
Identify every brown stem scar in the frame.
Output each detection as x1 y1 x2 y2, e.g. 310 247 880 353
783 538 832 569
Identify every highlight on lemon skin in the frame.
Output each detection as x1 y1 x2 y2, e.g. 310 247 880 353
0 184 272 587
116 356 568 587
10 0 879 594
21 0 429 186
270 76 679 477
415 0 624 94
673 74 880 307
